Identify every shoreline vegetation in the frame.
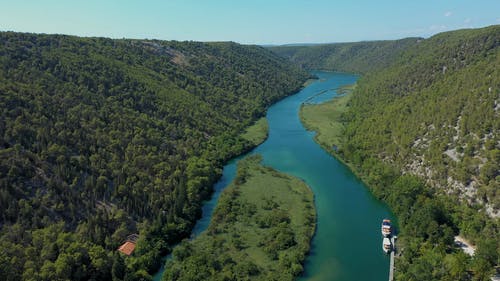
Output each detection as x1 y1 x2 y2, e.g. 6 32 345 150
300 84 355 152
240 117 269 147
162 154 316 281
302 78 317 87
153 116 271 280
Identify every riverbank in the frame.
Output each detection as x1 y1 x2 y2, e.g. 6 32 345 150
300 88 353 152
162 154 316 280
240 117 269 147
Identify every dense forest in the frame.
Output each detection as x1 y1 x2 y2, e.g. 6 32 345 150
297 25 499 280
0 32 308 281
163 155 316 281
268 38 420 74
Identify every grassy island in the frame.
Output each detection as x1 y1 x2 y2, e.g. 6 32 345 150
300 85 355 153
163 154 316 281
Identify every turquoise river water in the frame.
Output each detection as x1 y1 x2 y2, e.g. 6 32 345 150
154 71 395 281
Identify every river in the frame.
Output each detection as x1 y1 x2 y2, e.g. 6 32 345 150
154 71 395 281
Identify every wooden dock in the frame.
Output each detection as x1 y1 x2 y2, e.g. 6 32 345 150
389 236 396 281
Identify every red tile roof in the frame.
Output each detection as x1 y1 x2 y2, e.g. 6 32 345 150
118 241 136 256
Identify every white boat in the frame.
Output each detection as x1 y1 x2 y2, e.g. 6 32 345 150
383 237 392 253
381 219 392 237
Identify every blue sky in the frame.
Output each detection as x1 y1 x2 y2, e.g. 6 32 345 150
0 0 498 44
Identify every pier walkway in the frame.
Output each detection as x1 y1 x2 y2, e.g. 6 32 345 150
389 236 396 281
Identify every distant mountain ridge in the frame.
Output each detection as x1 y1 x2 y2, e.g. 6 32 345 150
268 37 421 74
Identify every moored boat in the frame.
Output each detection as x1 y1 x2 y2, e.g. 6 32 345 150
383 237 392 253
381 219 392 237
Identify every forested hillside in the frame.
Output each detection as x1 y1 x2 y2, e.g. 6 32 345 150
268 38 420 74
342 25 499 216
295 25 499 280
0 32 308 281
333 26 499 280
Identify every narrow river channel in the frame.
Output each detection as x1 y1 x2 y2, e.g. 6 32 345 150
154 71 395 281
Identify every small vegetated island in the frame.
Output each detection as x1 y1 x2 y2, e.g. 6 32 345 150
163 154 316 281
300 84 355 154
